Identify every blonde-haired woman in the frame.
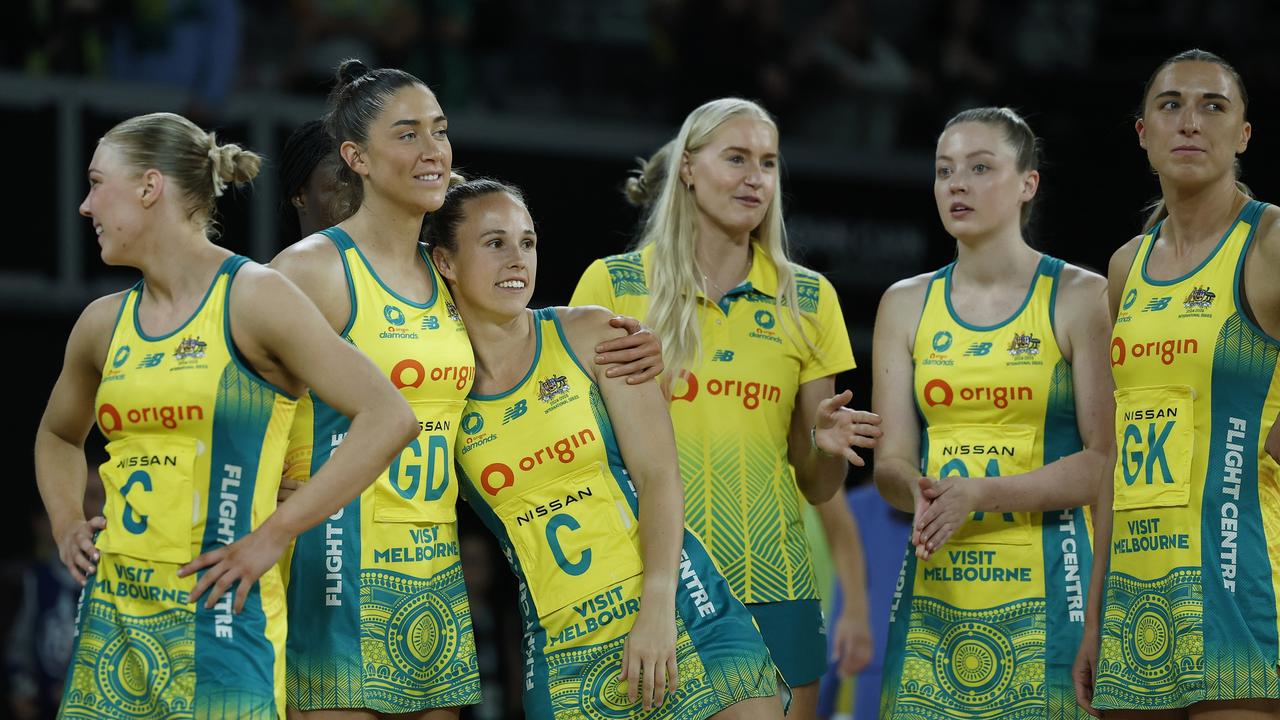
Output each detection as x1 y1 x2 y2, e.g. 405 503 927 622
36 112 417 718
572 97 881 717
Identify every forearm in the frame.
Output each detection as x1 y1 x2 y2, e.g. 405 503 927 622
874 456 920 512
1084 488 1113 629
822 506 869 622
34 426 89 536
637 469 683 608
261 407 411 540
790 428 848 504
968 447 1108 514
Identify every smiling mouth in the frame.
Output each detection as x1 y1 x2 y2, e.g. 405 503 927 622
496 280 526 289
414 173 443 182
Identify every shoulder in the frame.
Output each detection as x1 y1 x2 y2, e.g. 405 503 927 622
597 251 649 295
269 233 344 290
69 290 130 368
1107 234 1145 281
1055 261 1108 300
556 305 627 346
878 270 934 314
1252 203 1280 260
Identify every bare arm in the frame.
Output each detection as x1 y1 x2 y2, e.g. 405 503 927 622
916 266 1116 553
33 294 122 585
268 235 351 334
180 265 417 612
1244 210 1280 464
562 305 682 710
871 276 928 514
816 491 872 677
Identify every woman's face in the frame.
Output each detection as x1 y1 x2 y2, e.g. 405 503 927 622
346 84 452 214
80 142 146 265
681 115 778 240
933 121 1036 240
433 192 537 321
1137 60 1250 189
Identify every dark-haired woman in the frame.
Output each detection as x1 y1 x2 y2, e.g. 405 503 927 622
272 60 663 718
37 112 417 719
279 119 342 241
872 107 1113 719
429 177 783 720
1074 50 1280 719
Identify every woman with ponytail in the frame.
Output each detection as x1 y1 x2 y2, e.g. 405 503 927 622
36 112 417 719
271 60 663 719
571 97 881 718
1074 49 1280 719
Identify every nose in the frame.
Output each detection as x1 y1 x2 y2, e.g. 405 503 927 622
1178 106 1201 135
948 176 967 194
79 192 91 218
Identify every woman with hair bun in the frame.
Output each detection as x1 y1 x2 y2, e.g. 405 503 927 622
36 111 417 719
273 60 664 718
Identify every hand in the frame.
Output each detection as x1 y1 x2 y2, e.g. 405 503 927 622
1073 622 1102 718
277 477 300 503
830 609 873 677
914 476 979 558
178 523 289 613
56 515 106 585
911 484 931 559
620 605 678 711
595 316 664 384
1266 419 1280 465
812 390 882 466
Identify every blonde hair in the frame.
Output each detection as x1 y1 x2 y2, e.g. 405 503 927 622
103 112 260 238
637 97 811 383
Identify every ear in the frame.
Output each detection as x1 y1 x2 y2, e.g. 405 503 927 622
139 168 164 208
1238 119 1252 154
339 140 368 178
1021 169 1040 203
678 150 693 188
1135 117 1147 150
431 245 457 283
290 192 306 210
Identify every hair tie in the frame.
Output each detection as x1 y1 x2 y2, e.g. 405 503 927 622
208 139 228 198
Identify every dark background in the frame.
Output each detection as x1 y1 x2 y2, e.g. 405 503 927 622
3 0 1279 716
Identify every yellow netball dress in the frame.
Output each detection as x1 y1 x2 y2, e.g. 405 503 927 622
283 228 480 712
572 245 855 685
456 307 778 719
60 256 297 719
880 255 1094 720
1094 199 1280 709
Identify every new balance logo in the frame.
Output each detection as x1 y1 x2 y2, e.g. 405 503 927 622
712 350 735 362
136 353 164 369
1143 297 1172 312
964 342 992 357
503 399 528 425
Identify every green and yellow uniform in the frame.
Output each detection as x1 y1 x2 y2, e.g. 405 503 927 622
283 228 480 712
1095 199 1280 709
62 256 297 719
456 307 777 719
880 255 1093 719
571 244 854 685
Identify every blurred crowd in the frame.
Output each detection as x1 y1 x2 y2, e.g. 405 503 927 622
6 0 1280 151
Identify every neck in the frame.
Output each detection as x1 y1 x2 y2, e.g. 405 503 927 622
133 223 227 303
694 215 753 295
952 224 1039 286
1157 177 1246 251
462 305 535 389
340 191 426 262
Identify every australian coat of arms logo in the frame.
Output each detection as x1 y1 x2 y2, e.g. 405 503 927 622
1007 332 1041 357
537 374 570 403
1183 285 1215 310
174 336 207 361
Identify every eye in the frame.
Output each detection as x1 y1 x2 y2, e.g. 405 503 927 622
973 163 989 174
433 126 449 139
399 131 417 141
762 158 777 169
727 155 745 165
486 238 502 248
1206 102 1224 112
1160 100 1179 111
936 167 952 179
521 237 536 250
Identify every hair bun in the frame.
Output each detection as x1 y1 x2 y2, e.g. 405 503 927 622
336 58 371 87
206 132 262 196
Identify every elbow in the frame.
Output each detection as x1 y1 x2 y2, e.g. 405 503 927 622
798 475 840 506
390 399 419 447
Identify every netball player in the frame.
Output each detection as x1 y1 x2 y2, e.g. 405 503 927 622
272 60 663 719
571 97 881 718
1075 50 1280 719
872 107 1113 719
279 119 343 240
36 112 417 719
430 177 783 719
